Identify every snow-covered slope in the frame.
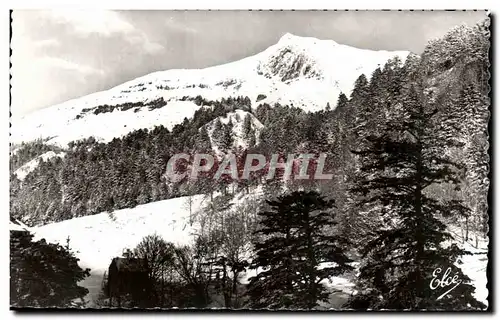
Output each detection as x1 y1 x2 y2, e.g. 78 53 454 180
14 151 66 181
12 33 410 147
10 218 30 232
30 193 252 305
30 191 487 307
30 195 205 305
32 195 207 273
204 109 264 153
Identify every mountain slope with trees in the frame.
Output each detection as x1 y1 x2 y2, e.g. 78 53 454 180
10 20 489 310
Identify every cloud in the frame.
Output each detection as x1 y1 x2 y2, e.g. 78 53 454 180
33 38 60 49
11 52 106 115
39 57 105 76
43 10 136 37
164 17 199 34
11 10 169 115
126 32 165 55
40 10 164 55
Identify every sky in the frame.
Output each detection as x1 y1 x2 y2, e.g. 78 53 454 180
11 10 488 116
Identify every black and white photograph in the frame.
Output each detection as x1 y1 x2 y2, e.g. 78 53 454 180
9 9 491 311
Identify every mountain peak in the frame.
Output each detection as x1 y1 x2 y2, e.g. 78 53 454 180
278 32 299 42
13 32 410 147
258 33 344 83
277 33 338 47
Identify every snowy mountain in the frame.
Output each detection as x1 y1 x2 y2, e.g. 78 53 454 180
11 33 410 147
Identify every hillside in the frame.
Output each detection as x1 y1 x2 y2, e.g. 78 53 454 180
28 191 488 308
11 33 409 147
14 151 66 181
204 109 264 153
10 19 490 310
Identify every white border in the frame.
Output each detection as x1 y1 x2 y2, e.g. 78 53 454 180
1 1 498 319
1 0 498 10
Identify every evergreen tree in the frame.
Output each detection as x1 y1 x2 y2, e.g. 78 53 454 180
196 126 212 152
248 131 257 149
336 92 349 111
248 191 353 309
350 74 369 103
242 113 253 140
336 73 378 243
456 83 489 241
346 86 485 310
211 118 224 145
220 120 234 151
10 231 91 308
350 73 373 150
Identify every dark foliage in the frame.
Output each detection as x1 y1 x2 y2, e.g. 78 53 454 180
10 230 90 308
248 191 353 309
